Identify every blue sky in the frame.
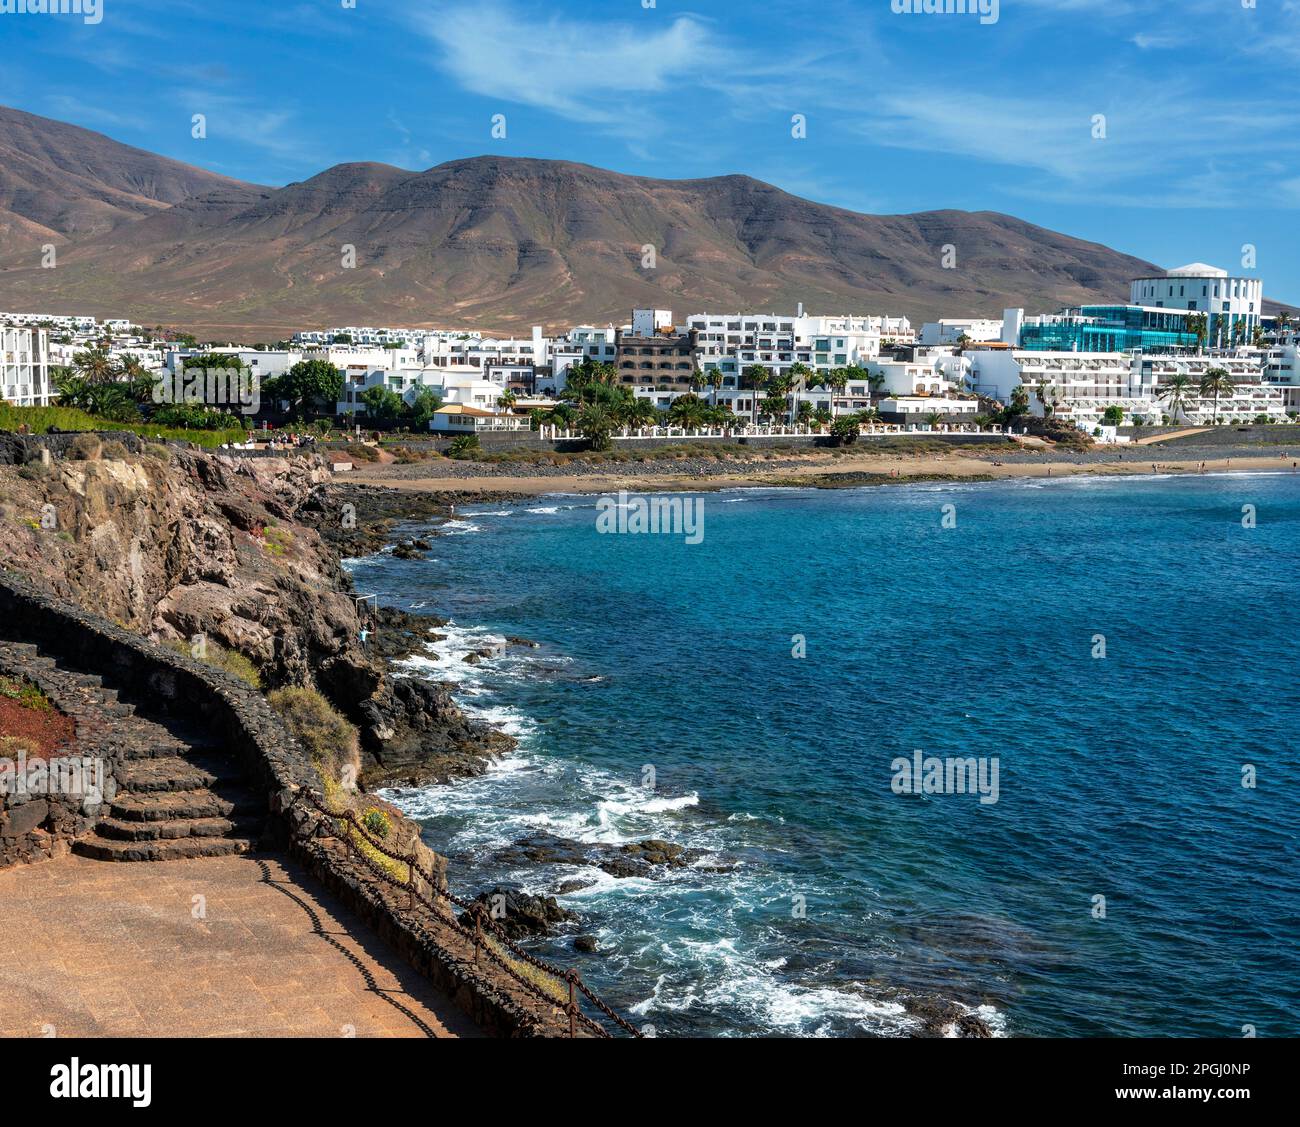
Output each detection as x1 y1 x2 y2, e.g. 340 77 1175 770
3 0 1298 303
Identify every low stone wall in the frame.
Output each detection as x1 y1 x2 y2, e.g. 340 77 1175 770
0 568 578 1036
0 569 316 805
0 430 146 465
1119 423 1300 446
284 819 561 1037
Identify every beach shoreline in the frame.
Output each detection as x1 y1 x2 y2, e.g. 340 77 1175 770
348 446 1300 496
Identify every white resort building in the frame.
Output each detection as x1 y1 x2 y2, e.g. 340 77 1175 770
1 327 54 408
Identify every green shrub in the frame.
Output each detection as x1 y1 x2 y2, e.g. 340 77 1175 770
0 676 52 712
150 404 243 430
448 434 481 459
0 404 247 449
164 638 262 688
361 809 391 838
343 443 380 462
267 685 359 785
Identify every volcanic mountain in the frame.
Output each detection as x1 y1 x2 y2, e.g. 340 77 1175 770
0 105 1174 338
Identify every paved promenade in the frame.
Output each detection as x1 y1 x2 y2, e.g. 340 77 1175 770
0 852 479 1038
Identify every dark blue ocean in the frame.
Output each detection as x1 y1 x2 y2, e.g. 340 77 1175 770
345 474 1300 1037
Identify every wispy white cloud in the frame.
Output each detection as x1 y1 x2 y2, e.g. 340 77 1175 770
170 90 320 167
408 2 727 133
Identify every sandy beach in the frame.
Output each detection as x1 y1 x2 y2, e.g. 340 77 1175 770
348 446 1300 496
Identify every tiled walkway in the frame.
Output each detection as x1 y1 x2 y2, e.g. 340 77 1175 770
0 852 480 1038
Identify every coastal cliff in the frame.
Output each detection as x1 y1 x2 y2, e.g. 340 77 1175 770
0 435 504 787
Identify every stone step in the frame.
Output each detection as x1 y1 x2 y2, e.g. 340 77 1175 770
72 834 258 863
109 788 259 822
95 814 260 842
119 736 227 761
116 757 220 794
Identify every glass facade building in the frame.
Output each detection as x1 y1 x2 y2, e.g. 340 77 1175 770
1018 306 1199 353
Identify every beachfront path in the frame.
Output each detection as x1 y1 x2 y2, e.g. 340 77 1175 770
0 852 480 1038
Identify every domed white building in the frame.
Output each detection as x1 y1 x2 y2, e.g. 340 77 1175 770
1129 264 1263 346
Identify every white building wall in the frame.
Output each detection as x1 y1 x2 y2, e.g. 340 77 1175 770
1 327 53 407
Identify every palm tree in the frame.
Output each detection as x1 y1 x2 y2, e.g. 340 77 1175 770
667 394 708 430
824 367 848 419
1156 374 1195 423
72 347 117 385
496 389 518 413
740 364 769 427
624 398 659 429
1199 367 1233 425
924 411 943 428
1034 380 1058 417
768 370 795 425
1185 312 1207 354
707 368 724 407
758 393 787 425
575 403 615 451
786 362 814 425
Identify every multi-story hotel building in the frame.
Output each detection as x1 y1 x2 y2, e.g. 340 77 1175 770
971 347 1288 429
615 311 702 394
1 327 54 407
684 308 913 387
1130 263 1263 346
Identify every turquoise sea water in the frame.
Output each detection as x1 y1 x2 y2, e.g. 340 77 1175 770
346 474 1300 1037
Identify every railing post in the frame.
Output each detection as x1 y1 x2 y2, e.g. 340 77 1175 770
567 970 579 1039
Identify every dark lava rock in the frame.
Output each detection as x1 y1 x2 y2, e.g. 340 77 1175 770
505 635 540 648
462 652 481 665
621 839 685 865
391 541 424 560
906 997 994 1039
458 886 578 939
496 833 698 879
497 833 591 867
358 675 515 787
573 935 599 954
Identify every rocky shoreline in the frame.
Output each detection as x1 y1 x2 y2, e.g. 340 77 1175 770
340 505 998 1038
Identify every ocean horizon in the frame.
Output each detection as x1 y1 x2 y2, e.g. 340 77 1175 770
346 474 1300 1037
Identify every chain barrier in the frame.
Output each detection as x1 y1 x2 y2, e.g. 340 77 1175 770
293 789 644 1038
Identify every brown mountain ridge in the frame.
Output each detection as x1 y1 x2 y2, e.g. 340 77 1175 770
0 105 1173 338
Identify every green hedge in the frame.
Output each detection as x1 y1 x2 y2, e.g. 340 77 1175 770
0 404 251 449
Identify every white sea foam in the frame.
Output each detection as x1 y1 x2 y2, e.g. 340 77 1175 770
438 519 483 535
